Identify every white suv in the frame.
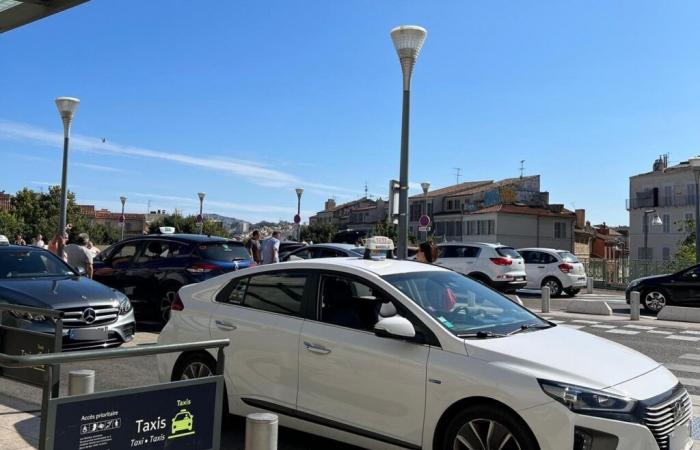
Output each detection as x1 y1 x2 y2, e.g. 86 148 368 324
157 258 690 450
435 242 527 293
518 248 588 297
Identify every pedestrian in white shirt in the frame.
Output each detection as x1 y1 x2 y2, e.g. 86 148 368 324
261 231 281 264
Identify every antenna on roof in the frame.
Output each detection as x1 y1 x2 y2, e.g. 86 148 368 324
364 182 368 199
453 167 462 184
520 160 525 179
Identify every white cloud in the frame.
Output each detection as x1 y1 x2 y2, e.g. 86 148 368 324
73 162 128 173
0 120 361 198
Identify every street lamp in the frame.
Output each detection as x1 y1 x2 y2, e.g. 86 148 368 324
689 157 700 263
55 96 80 253
420 182 430 241
391 25 427 259
642 209 662 261
295 188 304 241
119 196 127 240
197 192 206 235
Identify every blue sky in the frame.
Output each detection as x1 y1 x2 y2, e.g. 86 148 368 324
2 1 700 225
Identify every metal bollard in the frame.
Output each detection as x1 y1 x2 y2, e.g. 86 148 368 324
541 286 550 313
68 369 95 396
630 291 640 321
586 278 594 294
245 413 278 450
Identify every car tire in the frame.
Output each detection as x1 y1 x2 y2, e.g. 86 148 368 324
441 404 539 450
641 288 669 313
564 288 580 297
173 353 215 381
159 286 181 324
541 277 563 297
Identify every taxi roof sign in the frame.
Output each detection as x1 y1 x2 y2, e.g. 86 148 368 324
364 236 395 251
159 226 176 234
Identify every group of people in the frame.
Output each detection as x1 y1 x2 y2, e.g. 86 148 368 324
244 230 282 265
12 231 98 279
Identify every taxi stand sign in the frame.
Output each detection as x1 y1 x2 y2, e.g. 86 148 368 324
45 376 224 450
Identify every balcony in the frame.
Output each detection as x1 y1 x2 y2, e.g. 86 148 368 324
627 194 696 210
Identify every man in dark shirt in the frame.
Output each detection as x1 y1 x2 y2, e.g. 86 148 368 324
245 230 262 264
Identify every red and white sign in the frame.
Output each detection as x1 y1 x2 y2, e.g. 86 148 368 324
118 215 125 226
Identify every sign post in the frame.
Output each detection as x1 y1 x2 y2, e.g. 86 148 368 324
418 215 431 240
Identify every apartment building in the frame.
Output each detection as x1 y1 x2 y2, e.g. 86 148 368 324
309 197 388 234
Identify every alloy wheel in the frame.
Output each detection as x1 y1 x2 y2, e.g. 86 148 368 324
644 291 666 312
160 291 177 323
543 279 561 296
180 361 213 380
454 419 523 450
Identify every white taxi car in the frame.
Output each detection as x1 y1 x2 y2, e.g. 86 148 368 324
157 239 692 450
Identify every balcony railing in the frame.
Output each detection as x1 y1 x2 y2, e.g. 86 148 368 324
627 194 696 210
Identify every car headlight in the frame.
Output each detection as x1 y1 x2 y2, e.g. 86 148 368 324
10 311 55 323
539 379 637 420
118 297 132 315
627 279 641 290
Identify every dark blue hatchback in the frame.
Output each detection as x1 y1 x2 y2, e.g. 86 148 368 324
93 234 253 323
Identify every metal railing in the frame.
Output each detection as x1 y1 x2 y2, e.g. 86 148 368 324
580 258 689 289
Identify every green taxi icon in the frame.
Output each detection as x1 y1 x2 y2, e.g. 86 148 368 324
171 409 194 436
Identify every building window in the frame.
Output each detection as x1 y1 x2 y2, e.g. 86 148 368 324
662 214 670 233
662 247 670 260
663 186 673 206
688 184 696 206
554 222 568 239
638 247 653 260
455 221 463 236
447 200 453 210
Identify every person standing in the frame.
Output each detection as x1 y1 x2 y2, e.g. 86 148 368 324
48 234 68 261
33 234 45 248
416 241 438 264
246 230 262 264
65 233 94 278
261 231 281 265
14 234 26 245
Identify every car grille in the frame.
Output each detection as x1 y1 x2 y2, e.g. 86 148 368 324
59 305 119 328
643 389 692 449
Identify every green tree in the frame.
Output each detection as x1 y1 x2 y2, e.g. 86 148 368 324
10 186 83 241
675 218 697 266
148 214 231 238
371 221 399 244
0 211 23 239
300 223 337 243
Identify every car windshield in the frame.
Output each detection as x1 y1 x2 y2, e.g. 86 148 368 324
557 251 579 263
496 247 522 259
0 250 76 279
197 242 250 261
383 271 549 337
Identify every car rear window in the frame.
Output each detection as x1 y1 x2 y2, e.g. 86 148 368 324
197 242 250 261
557 251 579 263
496 247 521 259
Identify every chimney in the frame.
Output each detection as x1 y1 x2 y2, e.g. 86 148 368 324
653 155 667 172
575 209 585 228
324 199 336 211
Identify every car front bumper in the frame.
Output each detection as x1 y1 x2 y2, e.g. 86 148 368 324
61 310 135 351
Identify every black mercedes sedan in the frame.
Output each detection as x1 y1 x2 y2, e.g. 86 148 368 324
0 245 135 351
626 264 700 312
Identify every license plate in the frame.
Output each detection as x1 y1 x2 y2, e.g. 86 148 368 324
515 276 525 281
69 327 108 341
668 420 693 450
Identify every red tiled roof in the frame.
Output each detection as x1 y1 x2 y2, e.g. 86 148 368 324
409 180 493 200
468 204 575 217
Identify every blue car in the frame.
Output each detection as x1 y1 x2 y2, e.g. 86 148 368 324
93 234 253 324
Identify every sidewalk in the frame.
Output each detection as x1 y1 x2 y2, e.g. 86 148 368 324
0 392 40 450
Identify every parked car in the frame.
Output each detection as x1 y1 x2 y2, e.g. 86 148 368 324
517 248 588 297
435 242 527 293
626 264 700 312
93 234 253 324
278 240 307 260
332 229 366 245
0 245 135 351
281 243 364 261
157 256 692 450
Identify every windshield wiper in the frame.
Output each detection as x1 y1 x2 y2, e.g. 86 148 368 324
506 323 553 336
458 330 508 339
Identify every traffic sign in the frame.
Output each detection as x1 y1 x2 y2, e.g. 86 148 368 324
294 214 301 225
418 226 431 232
418 215 431 227
196 214 203 224
118 215 125 226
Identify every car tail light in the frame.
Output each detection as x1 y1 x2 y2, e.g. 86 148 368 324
559 263 574 273
490 257 512 266
171 292 184 311
186 262 220 273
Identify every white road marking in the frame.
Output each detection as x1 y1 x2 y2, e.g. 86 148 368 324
563 325 585 329
681 331 700 336
666 363 700 374
623 325 656 330
590 325 617 329
667 335 700 342
549 320 566 324
647 330 674 335
571 320 600 324
690 394 700 406
604 329 640 335
680 354 700 361
678 377 700 389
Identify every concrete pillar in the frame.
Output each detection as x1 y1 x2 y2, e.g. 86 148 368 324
630 291 640 321
586 278 594 294
245 413 278 450
541 286 551 313
68 370 95 396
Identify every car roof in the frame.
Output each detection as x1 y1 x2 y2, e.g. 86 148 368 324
517 247 567 253
304 243 362 251
123 234 238 244
438 241 507 248
0 244 48 252
277 257 446 277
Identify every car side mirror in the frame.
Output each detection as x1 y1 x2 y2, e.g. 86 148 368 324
374 315 415 339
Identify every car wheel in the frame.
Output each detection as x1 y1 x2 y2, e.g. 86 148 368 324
174 354 215 381
159 288 179 324
564 288 580 297
442 404 538 450
642 289 668 313
542 278 563 297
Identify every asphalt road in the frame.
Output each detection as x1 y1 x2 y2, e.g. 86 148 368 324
2 299 700 450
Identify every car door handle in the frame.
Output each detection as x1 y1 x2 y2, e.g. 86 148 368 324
215 320 237 331
537 266 545 269
304 341 331 355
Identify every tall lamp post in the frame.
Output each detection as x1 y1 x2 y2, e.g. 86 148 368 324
689 157 700 263
391 25 427 259
119 196 127 240
642 209 663 261
197 192 206 235
295 188 304 241
421 182 430 241
55 97 80 253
